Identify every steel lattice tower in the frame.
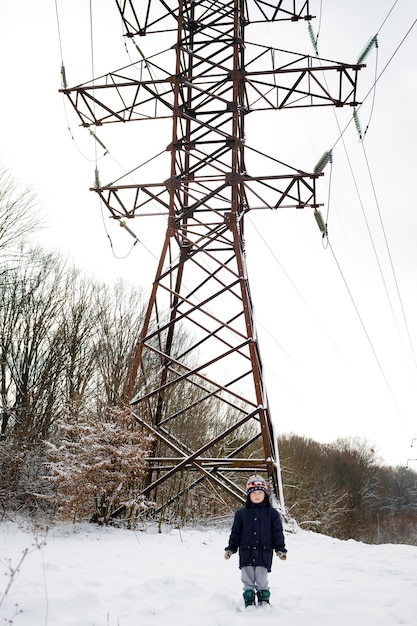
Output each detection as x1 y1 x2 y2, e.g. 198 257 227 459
62 0 363 516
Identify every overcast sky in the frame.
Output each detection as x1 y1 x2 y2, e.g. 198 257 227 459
1 1 416 467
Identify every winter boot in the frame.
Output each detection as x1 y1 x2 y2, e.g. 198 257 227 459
243 589 256 608
256 589 271 606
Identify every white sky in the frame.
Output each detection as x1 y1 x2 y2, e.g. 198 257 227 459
1 1 417 467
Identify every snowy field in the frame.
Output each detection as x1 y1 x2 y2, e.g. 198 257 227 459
1 521 416 626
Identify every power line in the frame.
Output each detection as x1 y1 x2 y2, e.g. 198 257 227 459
377 0 400 34
247 214 345 361
328 241 407 426
332 16 417 152
247 2 416 436
307 4 417 433
359 141 417 374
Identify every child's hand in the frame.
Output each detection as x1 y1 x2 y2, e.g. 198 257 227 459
224 550 233 560
276 551 287 560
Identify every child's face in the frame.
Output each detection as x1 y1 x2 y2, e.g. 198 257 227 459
249 489 265 504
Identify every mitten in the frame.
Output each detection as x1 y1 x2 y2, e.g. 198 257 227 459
276 551 287 560
224 549 233 560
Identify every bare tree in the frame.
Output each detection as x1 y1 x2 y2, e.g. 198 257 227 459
58 268 102 413
0 166 43 263
330 437 381 538
93 279 146 406
0 249 67 441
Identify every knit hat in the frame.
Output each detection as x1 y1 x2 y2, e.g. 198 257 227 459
246 475 268 495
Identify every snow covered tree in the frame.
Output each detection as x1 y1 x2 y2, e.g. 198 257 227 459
43 407 154 526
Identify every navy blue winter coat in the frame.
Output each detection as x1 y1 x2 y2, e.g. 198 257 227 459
226 493 286 571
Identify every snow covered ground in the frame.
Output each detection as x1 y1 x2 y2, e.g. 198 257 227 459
1 520 416 626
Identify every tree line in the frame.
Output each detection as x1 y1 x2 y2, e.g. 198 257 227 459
278 434 417 544
0 165 155 524
0 243 156 522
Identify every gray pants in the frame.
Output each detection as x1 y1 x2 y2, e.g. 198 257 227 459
241 565 269 591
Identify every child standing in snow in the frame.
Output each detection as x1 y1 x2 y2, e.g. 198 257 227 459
224 475 287 608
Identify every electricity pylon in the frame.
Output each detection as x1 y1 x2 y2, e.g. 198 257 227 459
62 0 363 516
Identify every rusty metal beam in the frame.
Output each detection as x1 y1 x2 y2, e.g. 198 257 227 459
61 56 363 127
